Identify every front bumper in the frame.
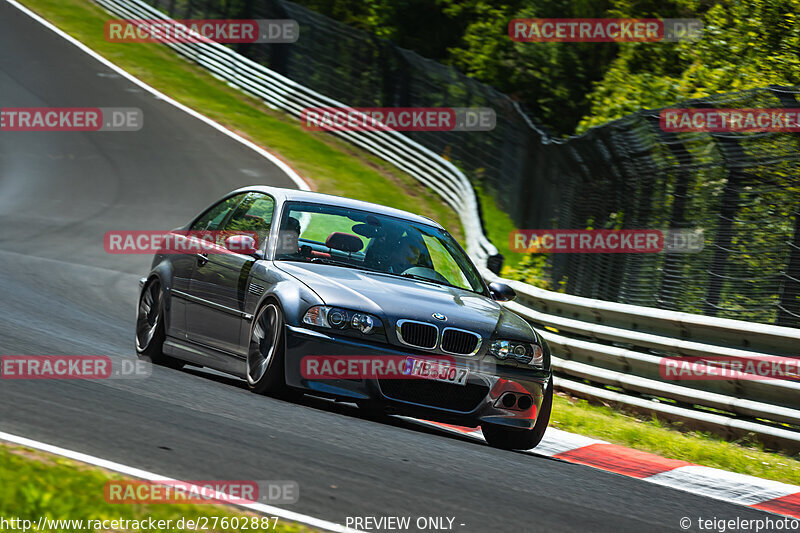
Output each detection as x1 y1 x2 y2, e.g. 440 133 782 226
283 325 550 429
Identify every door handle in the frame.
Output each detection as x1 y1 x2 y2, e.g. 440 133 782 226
195 253 208 266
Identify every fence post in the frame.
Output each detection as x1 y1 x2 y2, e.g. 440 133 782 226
778 213 800 326
703 133 745 316
769 87 800 327
647 114 693 310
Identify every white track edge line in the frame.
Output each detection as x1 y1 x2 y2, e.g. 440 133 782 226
0 430 364 533
5 0 310 192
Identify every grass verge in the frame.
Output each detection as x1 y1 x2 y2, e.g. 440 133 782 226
475 187 522 268
17 0 799 488
551 393 800 485
0 443 317 532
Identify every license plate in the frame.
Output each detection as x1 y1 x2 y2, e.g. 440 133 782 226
403 357 469 386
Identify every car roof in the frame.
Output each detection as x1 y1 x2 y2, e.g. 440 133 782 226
230 186 444 229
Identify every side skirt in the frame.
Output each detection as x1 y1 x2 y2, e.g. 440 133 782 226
163 336 246 378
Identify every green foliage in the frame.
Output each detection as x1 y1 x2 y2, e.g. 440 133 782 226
291 0 467 58
579 0 800 131
292 0 620 134
500 253 562 291
292 0 800 136
442 0 619 135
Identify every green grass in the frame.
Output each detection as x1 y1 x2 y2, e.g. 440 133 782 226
551 393 800 485
0 444 317 532
475 187 522 267
18 0 800 489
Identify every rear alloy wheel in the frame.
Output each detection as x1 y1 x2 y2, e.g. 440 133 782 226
247 302 291 396
135 279 183 369
482 377 553 451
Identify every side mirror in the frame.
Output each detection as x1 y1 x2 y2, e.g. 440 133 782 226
489 281 516 302
224 234 258 256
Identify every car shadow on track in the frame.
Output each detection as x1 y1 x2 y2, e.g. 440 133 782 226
178 365 560 459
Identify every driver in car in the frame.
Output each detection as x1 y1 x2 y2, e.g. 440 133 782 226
277 216 303 256
387 239 423 273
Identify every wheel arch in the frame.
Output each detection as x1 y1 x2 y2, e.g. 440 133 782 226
140 259 174 333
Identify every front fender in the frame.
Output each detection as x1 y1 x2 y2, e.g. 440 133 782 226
241 261 324 348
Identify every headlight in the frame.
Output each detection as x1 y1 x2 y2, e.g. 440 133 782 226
351 313 374 334
489 340 544 366
303 306 379 334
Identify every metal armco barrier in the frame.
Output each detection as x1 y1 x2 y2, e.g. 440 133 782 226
94 0 800 451
481 269 800 452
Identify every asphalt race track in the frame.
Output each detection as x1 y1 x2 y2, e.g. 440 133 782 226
0 3 783 531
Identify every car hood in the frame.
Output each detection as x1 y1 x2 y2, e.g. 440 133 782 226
275 261 516 336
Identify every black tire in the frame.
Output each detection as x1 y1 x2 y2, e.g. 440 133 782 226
246 301 291 396
135 279 184 369
482 377 553 450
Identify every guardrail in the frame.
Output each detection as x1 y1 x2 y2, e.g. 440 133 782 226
94 0 800 452
481 269 800 451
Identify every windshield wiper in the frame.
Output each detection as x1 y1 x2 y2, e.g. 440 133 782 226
398 272 464 291
289 256 469 290
306 256 384 273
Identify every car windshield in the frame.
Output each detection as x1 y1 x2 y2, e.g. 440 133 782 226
274 201 486 294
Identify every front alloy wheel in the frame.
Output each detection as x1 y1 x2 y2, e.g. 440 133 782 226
247 302 290 396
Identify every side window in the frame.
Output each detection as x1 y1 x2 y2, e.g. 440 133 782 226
190 194 246 231
222 192 275 249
